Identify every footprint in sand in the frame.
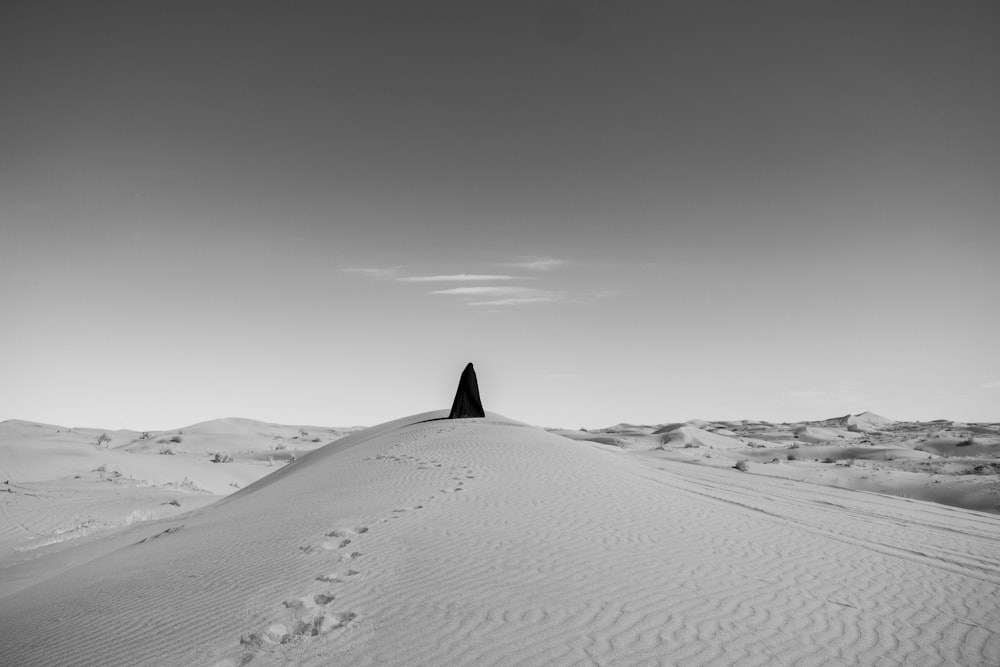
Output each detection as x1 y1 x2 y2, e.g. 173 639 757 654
392 506 423 514
283 592 336 612
250 610 357 646
327 526 368 538
316 569 360 583
319 539 351 549
320 526 368 550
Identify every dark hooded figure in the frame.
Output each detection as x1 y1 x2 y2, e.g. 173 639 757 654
448 362 485 419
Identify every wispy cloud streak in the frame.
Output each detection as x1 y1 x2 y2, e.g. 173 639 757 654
344 258 576 306
397 274 523 283
430 286 529 296
431 285 567 306
499 257 569 271
341 267 400 279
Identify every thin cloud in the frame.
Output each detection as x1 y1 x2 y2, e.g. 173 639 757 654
344 263 572 305
468 296 564 306
431 285 567 306
341 267 400 279
500 257 569 271
982 380 1000 389
397 274 523 283
430 286 529 296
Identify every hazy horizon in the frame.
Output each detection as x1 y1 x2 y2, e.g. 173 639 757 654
3 1 998 430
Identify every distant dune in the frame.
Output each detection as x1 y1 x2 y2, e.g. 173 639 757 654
1 411 998 665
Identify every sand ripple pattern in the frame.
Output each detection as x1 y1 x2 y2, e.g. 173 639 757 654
1 415 998 666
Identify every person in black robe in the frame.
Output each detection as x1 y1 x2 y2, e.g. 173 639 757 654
448 363 485 419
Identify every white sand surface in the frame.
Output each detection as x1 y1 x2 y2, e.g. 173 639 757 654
1 411 998 666
0 418 362 587
571 415 1000 516
655 424 745 450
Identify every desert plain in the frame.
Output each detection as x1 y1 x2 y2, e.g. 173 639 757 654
1 410 998 666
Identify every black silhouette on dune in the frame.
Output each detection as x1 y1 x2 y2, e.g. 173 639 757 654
449 363 485 419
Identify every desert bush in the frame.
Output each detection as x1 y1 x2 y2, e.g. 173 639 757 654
138 432 150 440
788 442 800 449
163 499 181 507
312 437 322 442
95 433 111 447
159 444 176 455
822 457 836 463
169 435 182 443
787 454 797 461
734 459 749 472
210 452 234 463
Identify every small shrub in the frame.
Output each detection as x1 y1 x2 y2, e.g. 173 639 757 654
169 435 182 444
788 442 800 449
210 452 234 463
95 433 111 447
158 445 176 455
734 459 749 472
138 432 150 440
311 437 322 443
787 454 797 461
822 457 836 464
163 499 181 507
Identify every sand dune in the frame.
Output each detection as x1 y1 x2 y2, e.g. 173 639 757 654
1 411 998 666
655 424 745 450
0 418 362 569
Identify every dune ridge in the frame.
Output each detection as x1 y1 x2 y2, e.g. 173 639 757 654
1 412 998 666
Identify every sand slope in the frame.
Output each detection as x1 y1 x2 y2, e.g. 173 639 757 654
1 412 998 666
0 418 362 585
569 415 1000 515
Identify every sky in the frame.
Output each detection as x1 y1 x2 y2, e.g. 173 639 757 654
2 1 999 430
